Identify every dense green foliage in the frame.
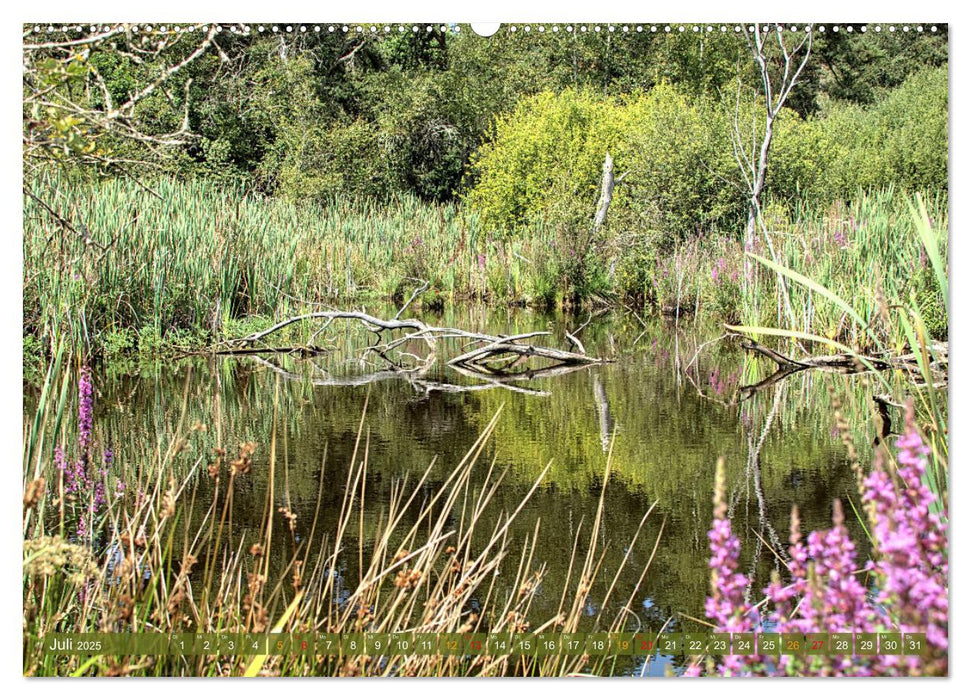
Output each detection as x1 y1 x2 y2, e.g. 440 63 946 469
466 68 947 243
25 24 947 204
818 67 949 193
22 24 949 354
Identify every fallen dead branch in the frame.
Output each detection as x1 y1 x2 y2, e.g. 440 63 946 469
248 356 568 398
731 333 947 402
211 310 609 390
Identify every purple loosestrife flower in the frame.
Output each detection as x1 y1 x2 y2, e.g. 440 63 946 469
78 366 94 455
684 460 766 676
768 501 887 679
68 459 85 494
54 367 115 542
863 401 948 659
704 518 753 632
55 445 79 495
699 398 947 677
92 479 106 511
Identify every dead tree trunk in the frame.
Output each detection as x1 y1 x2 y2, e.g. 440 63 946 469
592 151 628 280
736 24 812 308
592 152 616 236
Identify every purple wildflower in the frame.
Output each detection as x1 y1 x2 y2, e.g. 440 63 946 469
78 366 94 454
863 401 948 656
696 399 947 676
66 459 85 494
684 460 767 676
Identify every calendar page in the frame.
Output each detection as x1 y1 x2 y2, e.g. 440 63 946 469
21 13 949 680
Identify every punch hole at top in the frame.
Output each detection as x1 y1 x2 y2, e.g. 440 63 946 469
471 23 501 37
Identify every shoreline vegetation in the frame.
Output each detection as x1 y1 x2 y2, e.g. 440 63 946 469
23 23 948 677
24 62 947 365
24 174 947 365
24 359 665 677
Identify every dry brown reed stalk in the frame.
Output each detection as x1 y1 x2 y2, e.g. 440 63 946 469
25 368 662 677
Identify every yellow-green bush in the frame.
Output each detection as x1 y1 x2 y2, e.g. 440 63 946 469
465 73 947 245
465 84 805 245
465 88 627 234
618 86 737 240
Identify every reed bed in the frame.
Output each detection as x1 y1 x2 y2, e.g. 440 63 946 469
23 354 663 677
745 194 947 502
653 189 948 343
745 189 948 346
23 171 544 356
25 171 945 361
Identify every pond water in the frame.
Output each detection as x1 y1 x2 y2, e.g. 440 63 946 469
45 305 874 675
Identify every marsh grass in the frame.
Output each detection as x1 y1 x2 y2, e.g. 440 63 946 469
23 359 663 677
651 189 947 343
25 170 946 360
729 194 948 506
24 171 542 356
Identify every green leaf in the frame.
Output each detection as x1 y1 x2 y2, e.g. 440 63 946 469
745 251 873 339
242 591 303 677
908 195 948 320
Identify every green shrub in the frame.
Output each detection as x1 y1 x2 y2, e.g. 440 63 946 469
816 66 948 196
466 72 947 246
136 326 164 356
101 328 136 361
465 88 625 235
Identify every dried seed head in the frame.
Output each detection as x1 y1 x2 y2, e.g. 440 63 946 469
277 506 297 532
23 477 46 509
713 457 727 520
160 474 177 519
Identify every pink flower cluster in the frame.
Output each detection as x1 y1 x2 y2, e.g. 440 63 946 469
863 403 948 653
53 366 120 542
689 401 947 677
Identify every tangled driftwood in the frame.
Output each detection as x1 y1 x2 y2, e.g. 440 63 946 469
733 333 948 401
208 308 609 394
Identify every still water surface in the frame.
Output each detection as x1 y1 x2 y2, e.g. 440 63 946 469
64 305 870 674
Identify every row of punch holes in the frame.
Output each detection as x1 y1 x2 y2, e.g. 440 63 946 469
27 24 940 36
